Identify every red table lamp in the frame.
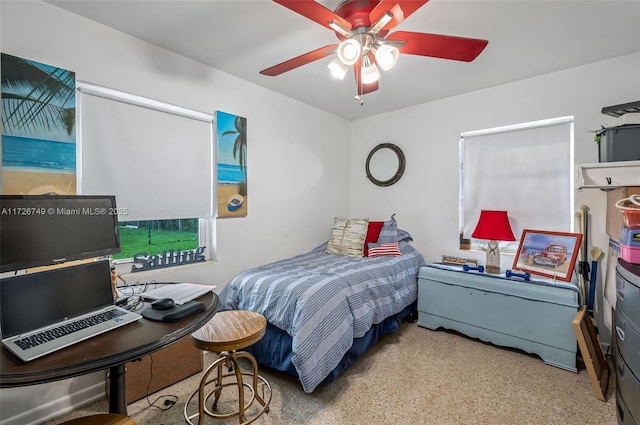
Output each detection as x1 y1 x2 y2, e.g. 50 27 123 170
472 210 516 274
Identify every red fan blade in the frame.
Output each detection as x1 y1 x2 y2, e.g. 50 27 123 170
260 45 338 76
387 31 488 62
274 0 352 31
354 57 379 95
369 1 430 31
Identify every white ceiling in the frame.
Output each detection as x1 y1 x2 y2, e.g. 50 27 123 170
46 0 640 120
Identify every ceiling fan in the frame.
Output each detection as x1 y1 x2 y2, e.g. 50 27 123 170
260 0 489 97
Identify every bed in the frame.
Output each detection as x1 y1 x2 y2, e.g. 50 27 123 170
218 217 425 393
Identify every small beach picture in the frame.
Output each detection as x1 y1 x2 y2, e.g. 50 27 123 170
1 53 76 195
216 110 247 217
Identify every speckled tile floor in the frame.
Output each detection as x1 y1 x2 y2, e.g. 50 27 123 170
43 321 617 425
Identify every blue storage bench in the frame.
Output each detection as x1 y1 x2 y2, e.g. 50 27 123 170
417 264 580 372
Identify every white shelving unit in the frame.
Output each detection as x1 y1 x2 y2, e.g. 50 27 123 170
576 160 640 189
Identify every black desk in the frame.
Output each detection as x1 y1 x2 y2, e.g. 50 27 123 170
0 290 218 416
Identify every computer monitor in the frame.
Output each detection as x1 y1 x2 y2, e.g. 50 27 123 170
0 195 121 272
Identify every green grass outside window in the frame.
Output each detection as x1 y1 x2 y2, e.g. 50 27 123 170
113 219 199 260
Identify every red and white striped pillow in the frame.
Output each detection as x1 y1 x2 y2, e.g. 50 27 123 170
367 241 402 257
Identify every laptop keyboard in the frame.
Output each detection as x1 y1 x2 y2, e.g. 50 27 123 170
14 309 127 351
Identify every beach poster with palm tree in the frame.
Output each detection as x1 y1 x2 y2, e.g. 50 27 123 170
216 110 247 217
1 53 76 195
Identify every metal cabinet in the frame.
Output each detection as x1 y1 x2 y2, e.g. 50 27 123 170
616 259 640 425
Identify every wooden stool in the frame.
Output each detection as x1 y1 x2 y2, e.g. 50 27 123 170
60 414 136 425
184 310 271 425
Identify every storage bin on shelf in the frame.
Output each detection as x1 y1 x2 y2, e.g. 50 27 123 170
616 195 640 229
621 227 640 265
621 227 640 246
597 124 640 162
620 241 640 265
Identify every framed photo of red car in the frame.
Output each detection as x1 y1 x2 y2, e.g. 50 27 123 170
512 229 582 282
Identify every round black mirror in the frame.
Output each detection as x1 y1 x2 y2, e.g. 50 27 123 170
365 143 406 187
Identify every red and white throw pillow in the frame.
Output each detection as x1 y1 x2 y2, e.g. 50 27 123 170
367 241 402 257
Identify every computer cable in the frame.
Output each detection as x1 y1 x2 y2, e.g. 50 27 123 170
128 353 179 417
116 280 165 311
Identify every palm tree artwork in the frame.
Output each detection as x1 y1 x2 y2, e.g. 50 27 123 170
1 53 76 195
216 110 247 217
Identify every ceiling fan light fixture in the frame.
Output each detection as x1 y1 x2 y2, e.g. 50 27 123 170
374 44 399 70
361 56 380 84
265 1 489 97
328 57 348 80
337 38 361 66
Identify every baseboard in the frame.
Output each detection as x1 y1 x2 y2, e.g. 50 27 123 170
0 379 104 425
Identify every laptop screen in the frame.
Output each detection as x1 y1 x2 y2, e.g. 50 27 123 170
1 260 114 338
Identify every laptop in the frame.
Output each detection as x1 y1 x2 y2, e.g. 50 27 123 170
1 259 141 362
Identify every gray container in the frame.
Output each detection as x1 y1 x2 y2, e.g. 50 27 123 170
616 259 640 327
616 346 640 424
616 308 640 380
599 125 640 162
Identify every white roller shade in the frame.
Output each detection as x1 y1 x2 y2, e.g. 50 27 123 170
78 82 214 221
460 117 574 250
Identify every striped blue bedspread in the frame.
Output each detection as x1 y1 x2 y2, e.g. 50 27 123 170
218 240 425 392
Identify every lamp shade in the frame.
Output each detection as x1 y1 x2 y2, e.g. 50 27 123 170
374 44 399 70
361 56 380 84
328 58 348 80
471 210 516 242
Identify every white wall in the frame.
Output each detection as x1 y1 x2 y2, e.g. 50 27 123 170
0 1 350 424
350 51 640 262
349 51 640 346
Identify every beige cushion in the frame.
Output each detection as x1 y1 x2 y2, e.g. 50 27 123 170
325 217 369 257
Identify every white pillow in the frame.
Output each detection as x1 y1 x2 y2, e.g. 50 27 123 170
325 217 369 257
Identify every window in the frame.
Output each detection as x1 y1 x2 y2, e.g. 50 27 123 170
77 82 216 264
459 116 574 253
113 218 200 260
